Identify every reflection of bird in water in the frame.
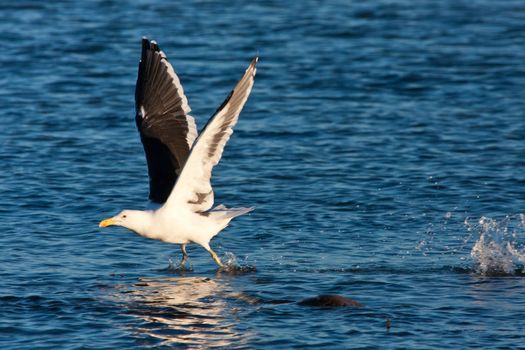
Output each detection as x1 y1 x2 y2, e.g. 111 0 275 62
116 277 253 348
99 38 257 268
110 276 378 346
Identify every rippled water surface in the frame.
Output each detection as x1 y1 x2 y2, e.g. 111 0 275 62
1 1 525 348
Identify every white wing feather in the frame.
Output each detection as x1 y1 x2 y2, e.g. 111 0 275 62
164 57 258 212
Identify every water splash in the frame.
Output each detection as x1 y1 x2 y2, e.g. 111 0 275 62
468 215 525 276
219 252 256 274
163 256 193 273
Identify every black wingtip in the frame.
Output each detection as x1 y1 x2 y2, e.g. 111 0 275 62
249 56 258 75
141 37 150 51
141 37 162 53
136 37 151 114
248 56 258 78
252 48 259 65
150 40 159 51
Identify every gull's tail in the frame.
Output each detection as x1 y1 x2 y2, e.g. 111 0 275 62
211 204 254 219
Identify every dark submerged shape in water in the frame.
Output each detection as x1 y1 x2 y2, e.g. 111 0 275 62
298 294 363 307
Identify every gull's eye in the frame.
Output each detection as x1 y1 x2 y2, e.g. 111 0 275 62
123 215 127 218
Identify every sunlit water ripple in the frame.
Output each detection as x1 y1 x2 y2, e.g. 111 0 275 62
1 1 525 348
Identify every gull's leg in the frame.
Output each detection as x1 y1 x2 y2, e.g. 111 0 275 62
180 244 189 267
200 243 224 268
208 248 224 268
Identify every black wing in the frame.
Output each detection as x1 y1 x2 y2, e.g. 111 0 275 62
135 37 198 203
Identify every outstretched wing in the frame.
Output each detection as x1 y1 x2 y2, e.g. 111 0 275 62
135 37 198 203
163 57 258 212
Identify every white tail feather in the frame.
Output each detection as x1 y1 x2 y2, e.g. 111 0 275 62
209 205 254 219
223 207 254 219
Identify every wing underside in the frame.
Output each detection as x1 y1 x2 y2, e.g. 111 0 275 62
164 57 258 212
135 37 198 203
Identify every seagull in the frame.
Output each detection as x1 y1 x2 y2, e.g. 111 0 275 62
99 38 257 268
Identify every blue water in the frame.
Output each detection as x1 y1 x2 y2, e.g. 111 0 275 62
1 0 525 348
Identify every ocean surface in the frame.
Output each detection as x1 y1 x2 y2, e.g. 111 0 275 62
1 0 525 348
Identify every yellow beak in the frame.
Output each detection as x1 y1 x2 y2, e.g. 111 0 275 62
99 218 117 228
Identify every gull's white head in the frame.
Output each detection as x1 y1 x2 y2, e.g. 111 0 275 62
99 210 152 235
